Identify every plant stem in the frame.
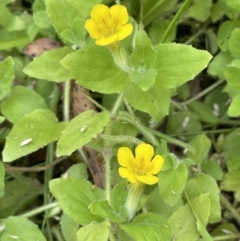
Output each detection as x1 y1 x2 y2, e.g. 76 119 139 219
220 194 240 223
20 202 58 218
180 79 225 105
64 80 71 121
104 147 112 204
169 128 235 137
151 129 195 152
111 92 124 117
160 0 192 43
198 233 240 241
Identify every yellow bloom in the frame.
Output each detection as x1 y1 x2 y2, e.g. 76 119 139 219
118 143 164 185
84 4 133 46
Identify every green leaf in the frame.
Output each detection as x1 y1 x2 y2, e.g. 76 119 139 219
221 167 240 191
49 178 104 225
168 193 210 241
188 0 212 22
202 161 224 181
89 200 125 223
225 0 240 12
228 94 240 117
120 213 171 241
124 84 170 120
60 17 85 45
223 128 240 171
153 43 212 89
0 178 40 218
186 134 211 165
0 162 5 198
207 51 233 78
149 19 176 45
66 0 101 18
1 86 48 124
224 60 240 90
45 0 84 44
76 221 110 241
185 174 221 223
57 110 110 156
0 56 14 100
60 214 78 241
129 30 156 91
66 163 89 180
158 162 188 206
217 20 240 51
110 180 129 220
23 47 73 82
61 46 131 94
166 111 202 139
229 28 240 58
2 216 46 241
3 109 65 162
33 10 51 29
188 101 219 123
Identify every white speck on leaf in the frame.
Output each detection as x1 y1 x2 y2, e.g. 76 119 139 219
80 126 87 132
20 138 32 146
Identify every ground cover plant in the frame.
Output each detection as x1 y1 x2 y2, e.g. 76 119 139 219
0 0 240 240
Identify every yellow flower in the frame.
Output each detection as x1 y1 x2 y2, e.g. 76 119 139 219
118 143 164 185
84 4 133 46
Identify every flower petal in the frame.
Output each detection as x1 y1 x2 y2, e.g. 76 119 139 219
109 5 129 25
117 147 135 170
84 19 100 39
136 174 159 185
116 23 133 41
95 34 118 46
146 155 164 175
90 4 111 27
135 143 154 166
119 167 137 183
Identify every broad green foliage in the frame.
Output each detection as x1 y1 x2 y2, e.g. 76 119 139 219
120 213 171 241
158 162 188 206
1 216 46 241
0 177 40 218
0 57 14 100
60 214 78 241
221 167 240 191
3 109 66 162
168 193 211 241
49 178 104 225
61 45 131 94
188 0 212 22
23 47 74 82
185 174 221 223
57 110 110 156
1 86 48 123
1 0 238 240
76 221 110 241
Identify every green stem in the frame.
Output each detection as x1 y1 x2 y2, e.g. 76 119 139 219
169 128 235 137
104 147 112 204
20 202 58 218
117 112 159 146
160 0 192 43
180 79 225 106
151 129 195 153
64 80 71 121
111 92 124 117
198 233 240 241
220 194 240 223
101 134 143 146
